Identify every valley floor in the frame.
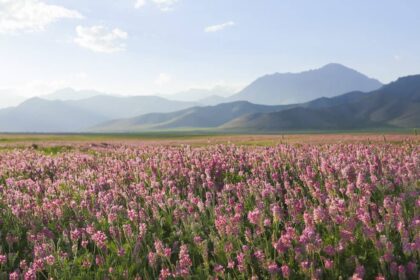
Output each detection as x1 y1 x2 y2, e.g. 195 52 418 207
0 132 419 148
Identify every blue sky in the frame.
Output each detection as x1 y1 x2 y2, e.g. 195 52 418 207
1 0 420 97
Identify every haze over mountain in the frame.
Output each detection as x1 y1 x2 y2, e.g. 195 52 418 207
92 75 420 132
223 75 420 131
0 65 418 133
91 101 290 132
42 88 111 101
161 86 235 102
227 63 383 105
0 90 26 108
0 95 196 132
0 98 105 132
66 95 196 119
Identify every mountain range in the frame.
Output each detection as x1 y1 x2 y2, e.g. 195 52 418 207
42 88 109 101
227 63 382 105
0 95 195 132
93 75 420 132
0 63 418 133
160 86 235 105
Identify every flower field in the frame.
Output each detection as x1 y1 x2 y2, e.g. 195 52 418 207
0 141 419 279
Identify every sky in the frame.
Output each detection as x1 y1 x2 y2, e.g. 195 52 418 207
1 0 420 98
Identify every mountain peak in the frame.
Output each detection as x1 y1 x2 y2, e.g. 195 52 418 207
319 63 353 71
322 62 347 68
43 88 106 101
229 64 383 105
394 74 420 83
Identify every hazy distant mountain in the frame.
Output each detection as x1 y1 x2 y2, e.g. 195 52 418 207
227 63 383 105
197 95 226 105
223 75 420 131
0 95 197 132
0 90 27 108
42 88 109 101
68 95 196 119
1 72 417 133
162 86 234 103
0 98 105 132
91 101 290 132
92 74 419 132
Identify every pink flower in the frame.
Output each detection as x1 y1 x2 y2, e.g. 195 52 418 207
0 255 6 264
123 224 133 238
406 261 417 276
227 260 235 269
95 255 104 266
154 239 164 255
19 260 28 270
267 262 279 274
281 264 291 278
45 255 55 266
9 272 19 280
91 231 107 248
247 208 261 225
81 240 89 248
148 252 157 267
390 262 398 276
324 259 334 270
164 247 172 258
354 264 365 279
159 267 171 280
118 248 126 257
253 250 265 263
214 264 225 274
24 269 35 280
175 245 192 277
398 265 406 280
237 252 246 272
193 236 203 245
33 258 44 271
323 245 335 256
127 209 137 221
82 259 91 269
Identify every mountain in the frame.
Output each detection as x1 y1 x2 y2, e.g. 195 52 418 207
0 95 197 132
1 72 417 133
42 88 108 101
92 74 419 132
161 86 234 103
197 95 226 105
68 95 196 119
227 63 383 105
223 75 420 131
91 101 290 132
0 98 105 132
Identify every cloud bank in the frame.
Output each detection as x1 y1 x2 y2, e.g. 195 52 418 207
74 25 128 53
205 21 235 33
0 0 82 33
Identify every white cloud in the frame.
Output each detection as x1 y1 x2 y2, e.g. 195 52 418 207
155 73 172 86
152 0 178 11
74 25 128 53
134 0 146 9
0 0 82 33
134 0 178 11
205 21 235 33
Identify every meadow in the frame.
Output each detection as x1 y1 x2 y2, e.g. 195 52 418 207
0 134 418 279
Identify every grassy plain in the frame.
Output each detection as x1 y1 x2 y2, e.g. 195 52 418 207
0 132 419 147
